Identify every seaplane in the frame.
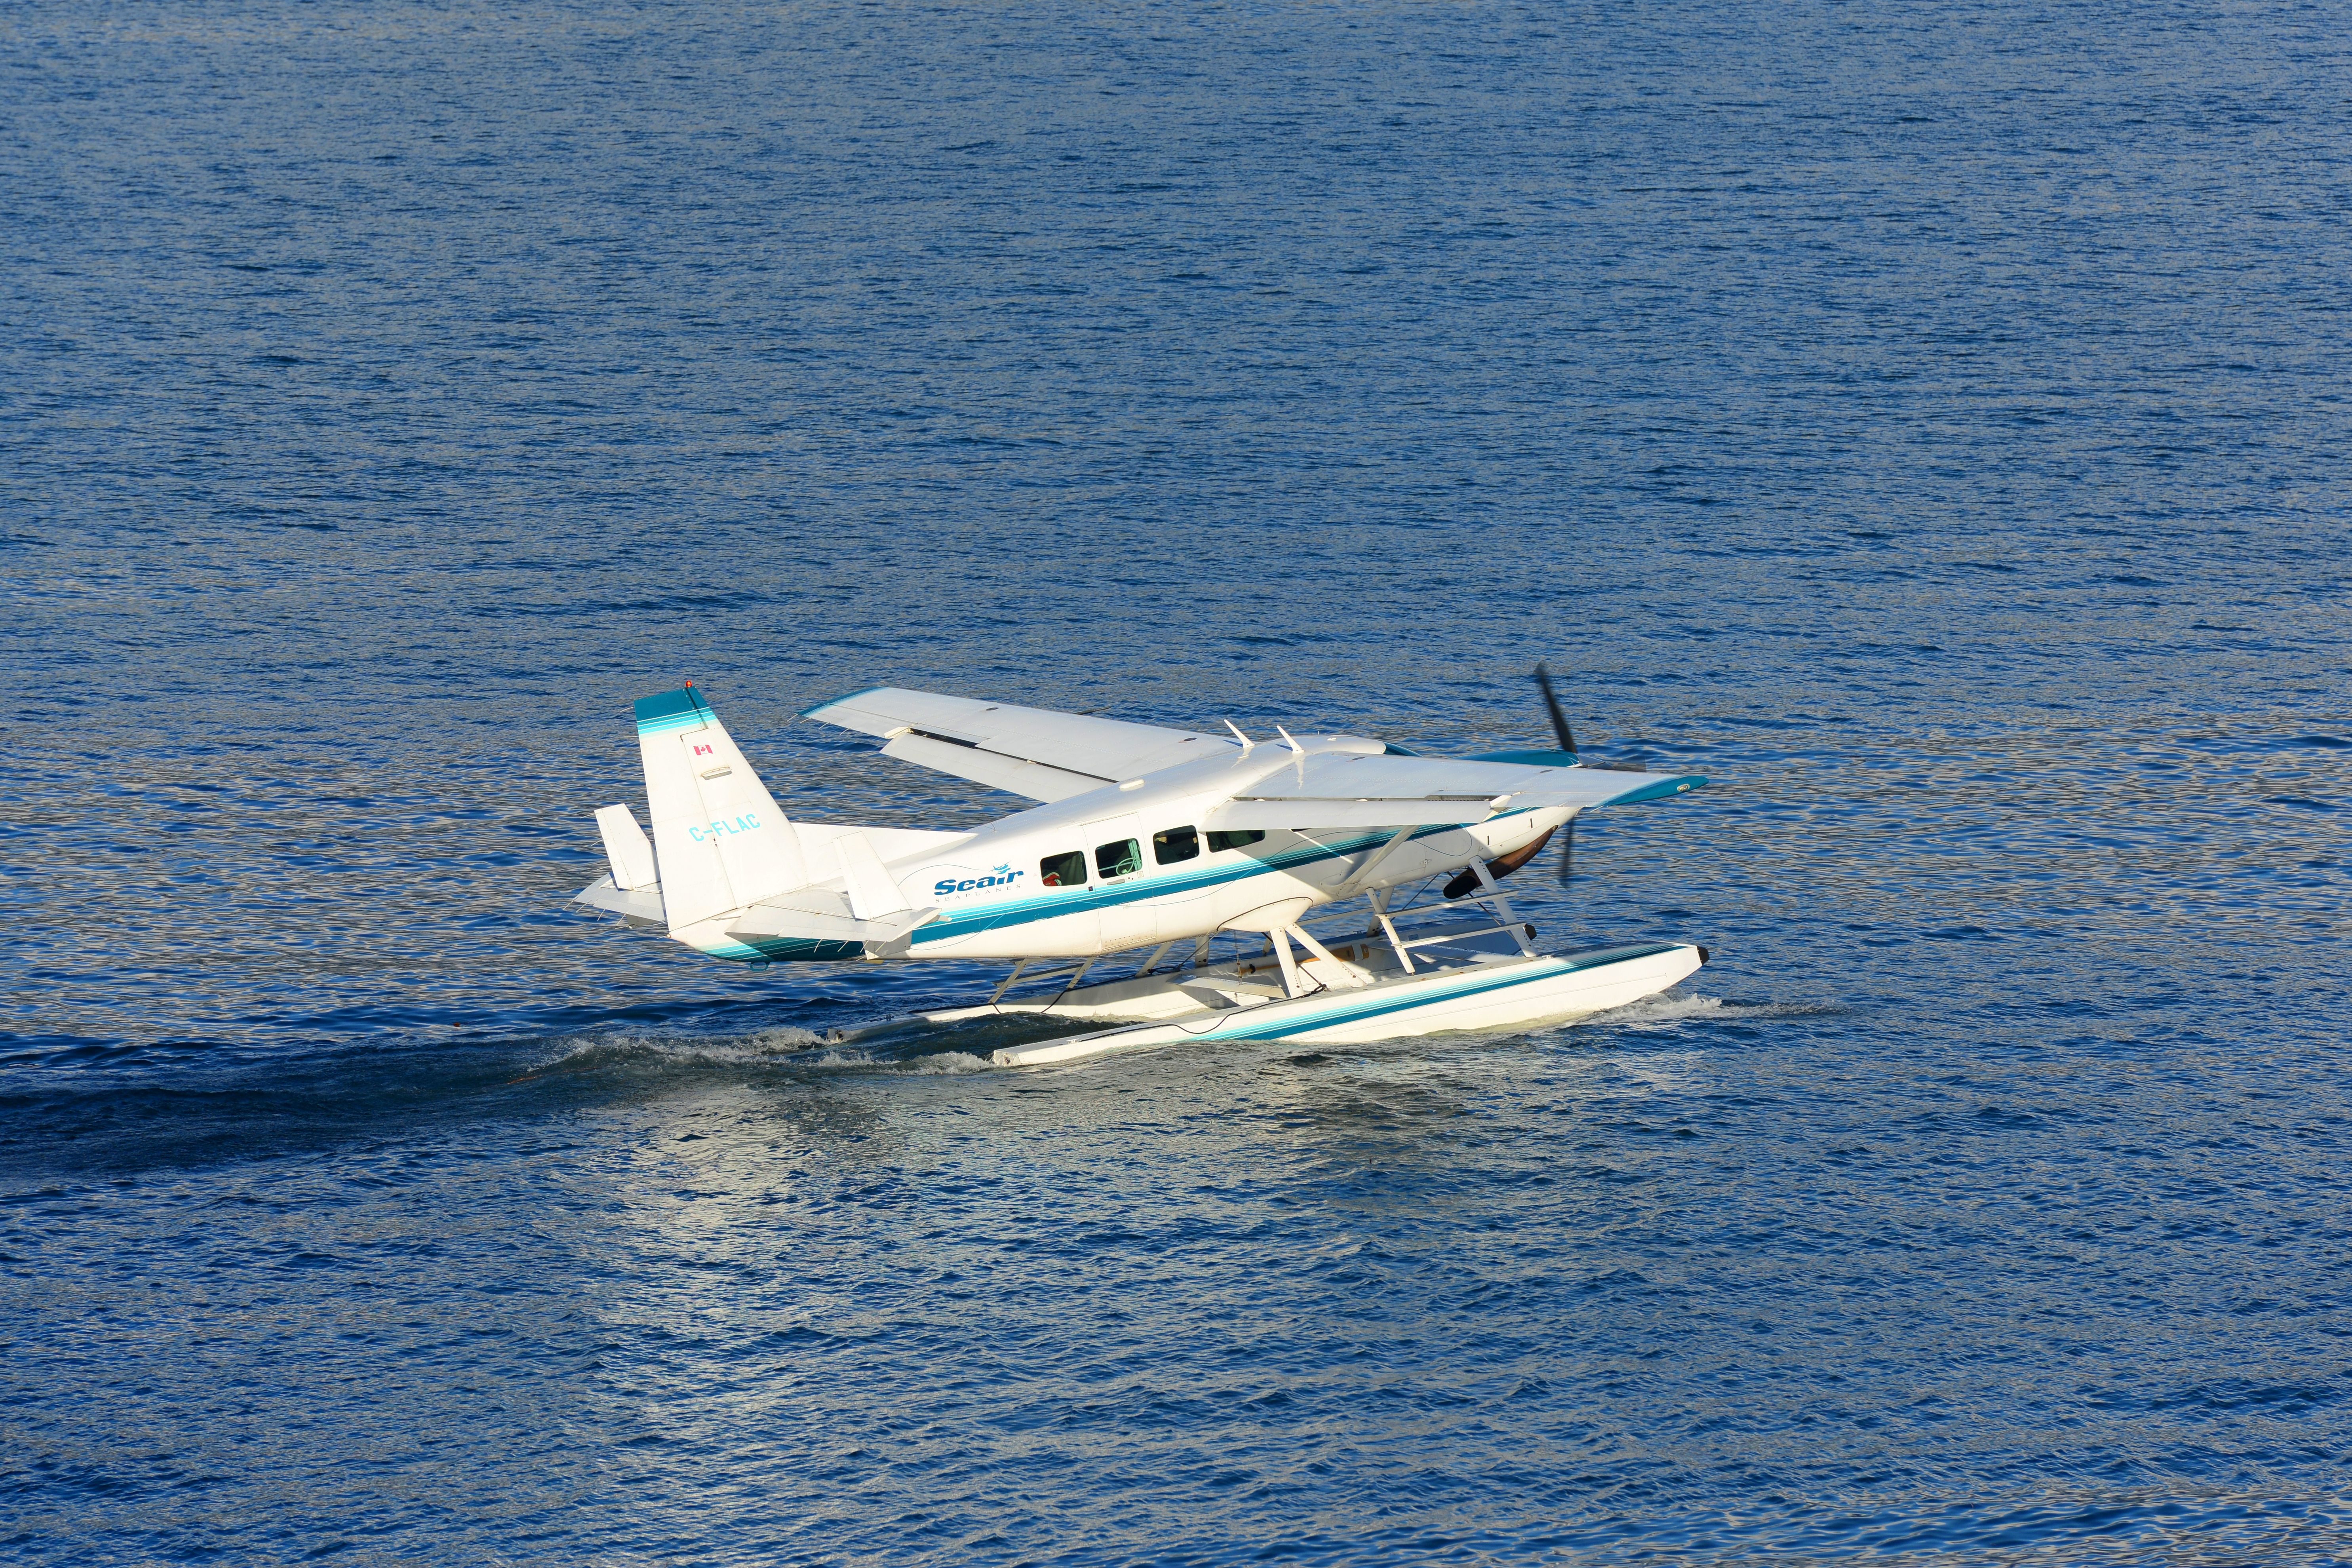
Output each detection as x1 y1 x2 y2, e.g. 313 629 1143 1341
573 670 1712 1066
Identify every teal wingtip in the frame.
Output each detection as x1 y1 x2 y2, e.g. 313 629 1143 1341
1614 773 1709 804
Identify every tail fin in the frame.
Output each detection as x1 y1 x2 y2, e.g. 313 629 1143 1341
633 686 808 931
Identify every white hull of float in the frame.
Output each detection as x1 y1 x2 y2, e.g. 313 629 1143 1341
990 941 1705 1066
839 921 1709 1068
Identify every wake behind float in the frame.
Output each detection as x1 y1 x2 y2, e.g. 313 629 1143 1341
573 673 1713 1064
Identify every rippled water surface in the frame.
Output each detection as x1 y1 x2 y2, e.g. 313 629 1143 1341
5 1 2350 1562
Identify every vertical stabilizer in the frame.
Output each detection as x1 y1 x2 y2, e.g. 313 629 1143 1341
633 687 808 931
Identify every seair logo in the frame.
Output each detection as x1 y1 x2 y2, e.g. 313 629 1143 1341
935 863 1024 898
689 813 759 843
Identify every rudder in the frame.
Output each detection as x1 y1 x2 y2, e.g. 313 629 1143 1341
633 685 808 931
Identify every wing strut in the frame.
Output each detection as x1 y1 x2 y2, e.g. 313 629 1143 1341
1333 825 1418 898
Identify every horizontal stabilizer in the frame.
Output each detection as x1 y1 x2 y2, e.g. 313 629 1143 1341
726 894 938 949
575 875 666 928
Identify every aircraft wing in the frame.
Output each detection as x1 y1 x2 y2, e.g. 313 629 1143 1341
1203 751 1706 830
801 686 1239 803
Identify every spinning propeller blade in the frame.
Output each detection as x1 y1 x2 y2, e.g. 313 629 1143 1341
1532 664 1583 882
1534 662 1577 757
1541 663 1652 773
1439 664 1657 898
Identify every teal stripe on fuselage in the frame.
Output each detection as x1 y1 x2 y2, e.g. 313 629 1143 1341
906 818 1522 947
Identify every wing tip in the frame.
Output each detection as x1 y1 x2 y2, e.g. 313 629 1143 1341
798 684 894 721
1610 772 1709 804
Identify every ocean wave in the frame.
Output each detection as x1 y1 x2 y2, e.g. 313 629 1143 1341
1586 990 1835 1030
512 1027 997 1081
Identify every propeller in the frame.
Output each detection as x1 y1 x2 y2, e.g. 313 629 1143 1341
1537 661 1589 886
1443 662 1648 898
1534 661 1576 757
1538 660 1646 769
1448 664 1574 897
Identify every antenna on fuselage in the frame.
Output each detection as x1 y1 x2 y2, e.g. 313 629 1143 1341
1273 725 1305 784
1223 719 1254 757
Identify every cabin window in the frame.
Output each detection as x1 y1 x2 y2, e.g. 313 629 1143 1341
1153 825 1200 865
1039 850 1087 888
1208 830 1265 852
1095 837 1142 879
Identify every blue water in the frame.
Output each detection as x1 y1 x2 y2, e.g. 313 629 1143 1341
6 0 2350 1561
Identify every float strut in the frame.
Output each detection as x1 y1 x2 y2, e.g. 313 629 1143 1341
1042 957 1097 1011
988 961 1030 1005
1270 929 1307 998
1467 858 1537 956
1372 888 1416 975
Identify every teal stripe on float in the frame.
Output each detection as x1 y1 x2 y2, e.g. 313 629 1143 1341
1197 942 1681 1041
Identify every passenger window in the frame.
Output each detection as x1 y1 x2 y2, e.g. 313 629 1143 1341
1208 830 1265 852
1040 850 1087 888
1153 825 1201 865
1095 838 1142 879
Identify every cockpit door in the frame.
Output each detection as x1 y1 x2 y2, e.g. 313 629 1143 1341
1080 812 1155 951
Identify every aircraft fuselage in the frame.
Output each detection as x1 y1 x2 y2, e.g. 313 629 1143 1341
672 737 1568 963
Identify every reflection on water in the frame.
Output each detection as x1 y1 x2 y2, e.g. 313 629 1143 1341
8 967 2352 1562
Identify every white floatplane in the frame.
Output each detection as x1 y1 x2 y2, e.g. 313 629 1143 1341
574 672 1711 1066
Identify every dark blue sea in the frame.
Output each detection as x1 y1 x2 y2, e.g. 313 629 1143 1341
5 1 2350 1562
